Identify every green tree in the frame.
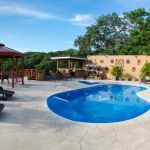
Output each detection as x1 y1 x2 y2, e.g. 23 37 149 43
74 9 150 55
125 8 150 55
74 36 93 56
24 52 46 69
74 12 130 55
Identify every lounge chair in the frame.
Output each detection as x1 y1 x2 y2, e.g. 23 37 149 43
0 86 15 100
0 103 4 112
140 77 150 84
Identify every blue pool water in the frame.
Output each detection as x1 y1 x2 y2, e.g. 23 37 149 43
47 84 150 123
79 80 103 85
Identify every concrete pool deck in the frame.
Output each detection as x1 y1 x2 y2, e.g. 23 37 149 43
0 79 150 150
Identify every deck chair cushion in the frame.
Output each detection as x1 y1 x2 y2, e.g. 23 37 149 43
0 87 15 99
0 104 4 112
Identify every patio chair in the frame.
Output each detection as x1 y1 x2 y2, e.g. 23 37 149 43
0 86 15 100
0 74 10 85
0 103 4 112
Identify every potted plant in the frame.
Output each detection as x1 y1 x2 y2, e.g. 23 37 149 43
110 66 122 80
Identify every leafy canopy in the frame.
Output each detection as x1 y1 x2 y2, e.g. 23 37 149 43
74 8 150 56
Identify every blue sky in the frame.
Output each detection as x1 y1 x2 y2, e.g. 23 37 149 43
0 0 149 52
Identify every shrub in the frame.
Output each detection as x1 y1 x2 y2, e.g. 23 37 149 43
123 72 132 80
141 63 150 78
132 75 137 81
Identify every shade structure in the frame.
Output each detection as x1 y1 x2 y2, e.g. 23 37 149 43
51 55 87 71
51 55 87 61
0 43 24 87
0 43 24 58
51 55 87 78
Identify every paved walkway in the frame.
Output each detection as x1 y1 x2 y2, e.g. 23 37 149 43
0 79 150 150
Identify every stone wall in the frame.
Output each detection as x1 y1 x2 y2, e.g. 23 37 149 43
87 55 150 79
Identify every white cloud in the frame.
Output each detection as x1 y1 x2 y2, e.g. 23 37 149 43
0 2 94 26
69 14 94 26
70 14 92 22
0 3 57 20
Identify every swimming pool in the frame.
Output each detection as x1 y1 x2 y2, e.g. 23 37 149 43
47 84 150 123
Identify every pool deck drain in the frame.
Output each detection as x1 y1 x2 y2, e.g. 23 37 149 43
0 78 150 150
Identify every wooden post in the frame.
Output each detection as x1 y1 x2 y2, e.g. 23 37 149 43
22 57 24 85
25 69 27 77
36 69 38 80
71 61 73 70
12 58 15 88
57 60 59 70
68 59 71 72
81 60 83 69
74 64 76 77
31 69 33 79
0 60 1 84
1 59 4 84
16 58 18 83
